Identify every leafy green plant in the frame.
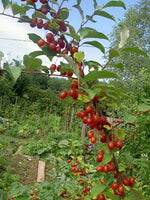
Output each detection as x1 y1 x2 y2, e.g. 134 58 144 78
1 0 149 199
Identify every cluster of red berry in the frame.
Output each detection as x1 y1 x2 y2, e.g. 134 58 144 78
30 191 39 200
60 159 91 199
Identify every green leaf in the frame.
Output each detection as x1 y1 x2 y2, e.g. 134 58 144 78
0 51 4 60
41 45 56 58
138 103 150 111
61 54 80 78
94 10 115 21
60 32 80 41
29 51 46 57
78 94 91 102
58 8 69 20
123 113 137 124
121 47 148 57
84 70 120 82
109 48 120 59
67 24 76 34
49 21 60 30
73 51 85 63
116 129 125 140
125 189 143 200
28 33 41 44
101 153 113 165
118 27 129 48
103 1 126 9
18 16 32 23
2 0 10 9
0 189 7 200
110 62 124 71
4 64 21 85
11 3 30 15
60 62 72 73
23 55 42 71
50 0 59 6
73 4 84 22
93 0 98 9
80 27 109 40
85 60 102 70
32 11 49 20
83 41 105 54
83 88 99 100
90 182 107 196
86 15 97 23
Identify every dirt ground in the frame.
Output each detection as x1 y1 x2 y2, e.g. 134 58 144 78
9 154 39 185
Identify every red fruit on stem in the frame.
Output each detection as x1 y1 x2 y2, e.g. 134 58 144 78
111 182 119 190
103 165 109 173
87 131 94 139
40 0 47 3
101 135 107 143
37 19 43 29
67 72 73 77
118 185 124 193
71 46 78 54
97 165 103 172
85 104 93 114
107 141 115 150
57 65 61 71
91 136 97 144
100 178 105 184
50 64 56 71
49 42 56 51
115 139 123 149
60 91 68 99
97 193 105 200
97 154 104 163
46 33 54 43
37 39 46 47
129 177 135 187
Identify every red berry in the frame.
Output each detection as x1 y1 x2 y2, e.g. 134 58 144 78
40 0 47 4
87 131 94 139
100 136 107 143
60 91 68 99
40 7 48 15
122 178 129 186
103 165 109 173
100 178 105 184
46 33 54 43
50 64 56 71
107 141 115 150
49 42 56 51
91 136 97 144
85 104 93 114
71 46 78 54
129 177 135 187
57 65 61 71
97 165 103 172
97 193 105 200
115 139 123 149
67 159 71 163
118 185 124 193
37 19 43 29
67 72 73 77
55 46 61 54
111 182 119 190
37 39 46 47
97 153 104 163
69 89 78 100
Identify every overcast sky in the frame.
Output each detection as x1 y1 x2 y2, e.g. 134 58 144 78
0 0 139 66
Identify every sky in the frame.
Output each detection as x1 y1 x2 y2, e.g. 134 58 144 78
0 0 139 66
